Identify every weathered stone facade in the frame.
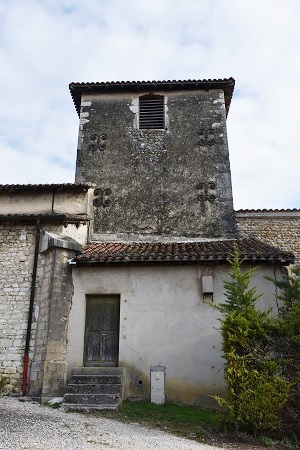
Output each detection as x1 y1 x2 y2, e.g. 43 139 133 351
73 82 236 240
236 209 300 265
0 222 37 392
0 184 93 395
28 235 81 402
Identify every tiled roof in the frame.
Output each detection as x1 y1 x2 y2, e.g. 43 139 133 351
236 209 300 213
74 237 294 265
0 183 95 192
0 213 90 223
69 78 235 117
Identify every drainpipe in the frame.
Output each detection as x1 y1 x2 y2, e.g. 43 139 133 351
21 217 41 396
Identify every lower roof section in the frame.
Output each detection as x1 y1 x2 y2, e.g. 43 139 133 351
0 183 95 192
74 237 294 266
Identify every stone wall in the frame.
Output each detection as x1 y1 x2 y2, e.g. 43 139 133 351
28 248 54 396
0 221 85 395
0 222 37 392
236 210 300 265
0 184 91 394
75 89 235 240
29 240 80 401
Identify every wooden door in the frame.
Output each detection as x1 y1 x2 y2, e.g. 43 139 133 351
84 295 120 367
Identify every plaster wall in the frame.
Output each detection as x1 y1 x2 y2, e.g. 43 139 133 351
68 263 282 407
75 89 235 239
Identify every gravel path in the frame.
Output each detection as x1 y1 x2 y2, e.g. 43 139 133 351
0 397 226 450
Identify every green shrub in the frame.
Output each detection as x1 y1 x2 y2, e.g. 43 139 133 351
213 246 291 434
215 350 290 433
267 267 300 437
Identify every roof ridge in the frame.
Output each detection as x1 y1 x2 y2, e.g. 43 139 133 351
75 238 294 265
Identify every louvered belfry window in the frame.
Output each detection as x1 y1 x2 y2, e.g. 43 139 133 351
139 94 164 129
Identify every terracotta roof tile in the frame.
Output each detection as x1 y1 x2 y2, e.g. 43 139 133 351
0 183 95 192
74 237 294 265
236 208 300 213
69 78 235 116
0 213 90 223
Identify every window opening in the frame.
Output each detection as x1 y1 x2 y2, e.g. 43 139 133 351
139 94 164 129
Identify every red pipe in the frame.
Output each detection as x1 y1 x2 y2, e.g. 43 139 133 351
21 355 29 395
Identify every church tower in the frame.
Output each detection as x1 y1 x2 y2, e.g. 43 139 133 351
70 78 236 240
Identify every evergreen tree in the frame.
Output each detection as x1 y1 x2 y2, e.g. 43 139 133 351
267 267 300 437
214 245 291 434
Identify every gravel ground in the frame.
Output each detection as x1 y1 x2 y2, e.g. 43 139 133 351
0 397 226 450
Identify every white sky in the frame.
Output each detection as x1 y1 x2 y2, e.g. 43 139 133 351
0 0 299 210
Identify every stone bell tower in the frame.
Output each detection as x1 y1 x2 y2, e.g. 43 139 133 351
70 78 236 240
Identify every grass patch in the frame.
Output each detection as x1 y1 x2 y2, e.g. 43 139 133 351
93 400 220 441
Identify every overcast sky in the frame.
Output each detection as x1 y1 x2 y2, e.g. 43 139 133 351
0 0 299 210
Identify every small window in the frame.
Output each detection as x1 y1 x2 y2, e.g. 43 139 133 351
139 94 164 129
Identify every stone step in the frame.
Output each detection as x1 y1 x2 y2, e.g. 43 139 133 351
63 403 118 411
73 367 123 376
67 383 122 395
70 375 122 385
63 367 124 411
64 393 119 405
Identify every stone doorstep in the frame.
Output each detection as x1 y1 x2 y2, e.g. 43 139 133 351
63 367 124 411
64 393 120 404
63 403 119 411
70 375 122 385
67 383 122 394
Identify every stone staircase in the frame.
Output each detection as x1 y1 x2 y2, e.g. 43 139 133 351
63 367 123 410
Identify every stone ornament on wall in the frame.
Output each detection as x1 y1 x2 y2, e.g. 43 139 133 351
196 182 217 203
197 128 216 146
93 188 112 208
89 133 108 151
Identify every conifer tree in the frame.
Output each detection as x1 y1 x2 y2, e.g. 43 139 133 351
267 267 300 436
214 245 291 434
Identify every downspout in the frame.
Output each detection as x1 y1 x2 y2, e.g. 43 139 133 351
21 217 41 396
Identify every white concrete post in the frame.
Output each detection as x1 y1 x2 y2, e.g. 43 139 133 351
150 365 166 405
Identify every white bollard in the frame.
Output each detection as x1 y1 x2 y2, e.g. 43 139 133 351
150 365 166 405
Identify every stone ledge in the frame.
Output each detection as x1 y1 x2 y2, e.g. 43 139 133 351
40 231 82 254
